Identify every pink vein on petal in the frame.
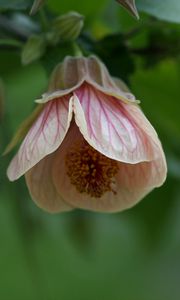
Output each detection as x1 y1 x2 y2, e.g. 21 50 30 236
7 95 72 181
74 83 159 163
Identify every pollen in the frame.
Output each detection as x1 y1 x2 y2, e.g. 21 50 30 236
65 142 118 198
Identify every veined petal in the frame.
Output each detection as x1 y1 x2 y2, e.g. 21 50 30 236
84 56 138 104
52 133 166 212
7 95 73 181
25 153 73 213
73 83 162 164
86 79 138 105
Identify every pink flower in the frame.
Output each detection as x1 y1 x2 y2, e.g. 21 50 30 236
7 56 167 213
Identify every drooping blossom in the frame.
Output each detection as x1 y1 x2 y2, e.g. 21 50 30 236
7 56 167 213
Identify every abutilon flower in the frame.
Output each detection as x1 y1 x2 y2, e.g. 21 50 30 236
7 56 167 213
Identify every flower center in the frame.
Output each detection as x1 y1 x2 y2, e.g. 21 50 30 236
65 142 118 198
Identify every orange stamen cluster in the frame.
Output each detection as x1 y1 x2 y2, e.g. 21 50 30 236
65 142 118 198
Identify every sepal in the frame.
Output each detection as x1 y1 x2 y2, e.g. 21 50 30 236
117 0 139 19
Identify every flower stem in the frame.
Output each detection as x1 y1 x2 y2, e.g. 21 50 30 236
73 42 83 57
39 8 49 31
0 39 23 48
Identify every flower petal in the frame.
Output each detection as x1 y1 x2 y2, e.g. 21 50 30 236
25 152 73 213
85 56 138 104
36 56 138 105
53 146 166 212
36 55 85 104
73 84 163 164
51 122 84 206
110 155 167 212
7 95 73 181
36 84 83 104
52 123 166 213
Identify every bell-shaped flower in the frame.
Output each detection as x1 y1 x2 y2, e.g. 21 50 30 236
7 56 167 213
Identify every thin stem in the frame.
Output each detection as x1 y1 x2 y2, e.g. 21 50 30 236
39 8 49 31
124 17 159 40
0 38 23 48
73 42 83 57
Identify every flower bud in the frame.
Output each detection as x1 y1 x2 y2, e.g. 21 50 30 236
52 11 84 42
21 34 46 65
117 0 139 19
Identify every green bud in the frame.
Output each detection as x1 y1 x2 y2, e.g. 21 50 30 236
52 11 84 42
30 0 45 15
21 34 46 65
117 0 139 19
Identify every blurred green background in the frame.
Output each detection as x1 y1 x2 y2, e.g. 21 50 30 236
0 0 180 299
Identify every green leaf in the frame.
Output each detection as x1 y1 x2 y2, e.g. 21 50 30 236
131 60 180 137
22 35 46 65
136 0 180 23
0 0 31 10
0 39 23 48
132 25 180 69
